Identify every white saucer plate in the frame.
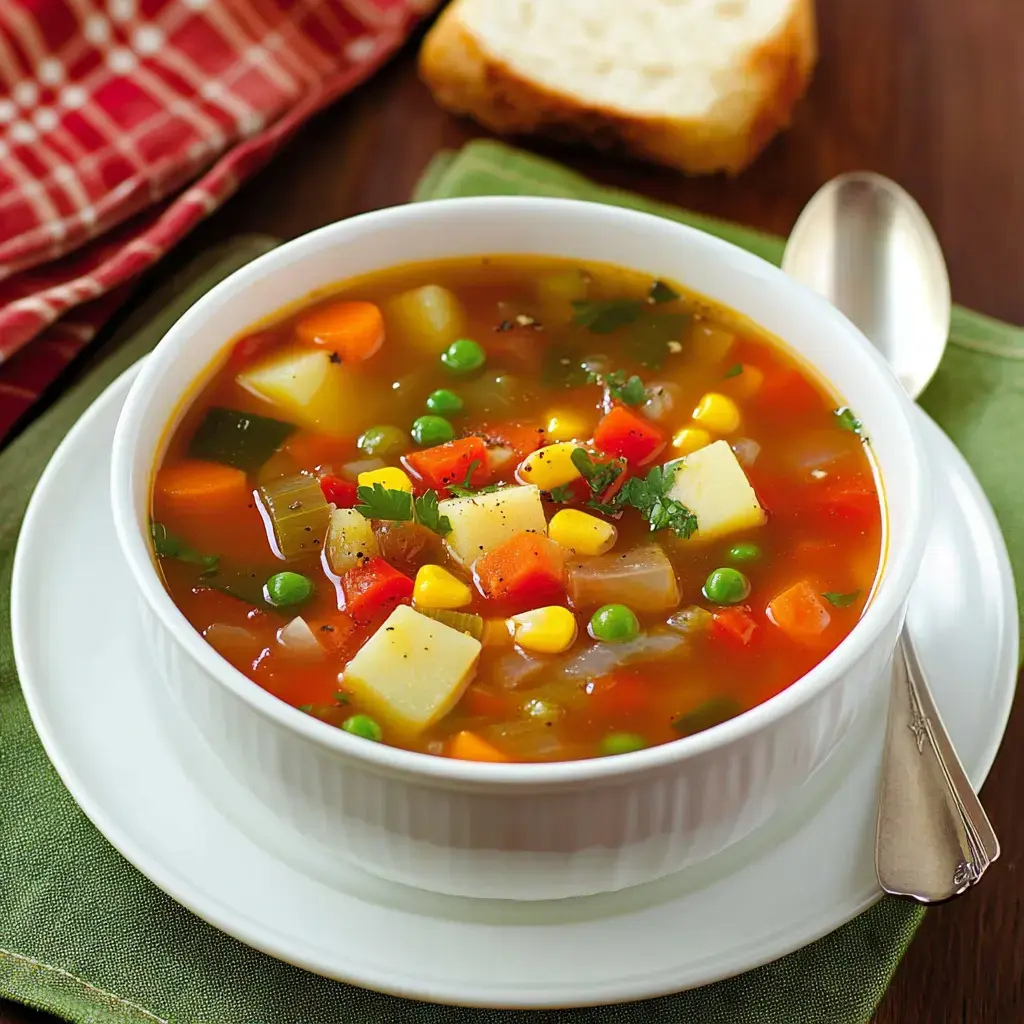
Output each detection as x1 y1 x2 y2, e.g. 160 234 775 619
11 363 1018 1009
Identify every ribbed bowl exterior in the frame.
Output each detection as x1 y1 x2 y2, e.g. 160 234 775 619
144 597 900 900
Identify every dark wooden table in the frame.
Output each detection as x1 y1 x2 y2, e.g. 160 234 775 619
4 0 1023 1021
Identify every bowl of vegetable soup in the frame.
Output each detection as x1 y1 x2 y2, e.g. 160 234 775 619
111 197 928 900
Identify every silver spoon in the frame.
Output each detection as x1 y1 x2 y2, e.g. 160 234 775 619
782 172 999 903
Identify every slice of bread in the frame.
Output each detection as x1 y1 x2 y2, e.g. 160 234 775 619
420 0 817 176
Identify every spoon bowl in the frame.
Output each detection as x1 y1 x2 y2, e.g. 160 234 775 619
784 172 951 398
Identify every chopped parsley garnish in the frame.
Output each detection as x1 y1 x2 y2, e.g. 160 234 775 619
150 522 219 573
447 459 505 498
570 448 625 497
585 368 649 406
413 490 452 536
724 363 744 379
616 463 698 539
648 279 680 304
823 589 861 608
548 483 577 503
354 484 451 536
834 407 864 436
570 297 643 334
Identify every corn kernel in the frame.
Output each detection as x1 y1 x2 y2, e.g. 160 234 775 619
507 606 579 654
671 426 712 455
516 441 582 491
692 393 742 434
549 508 618 555
358 466 413 493
725 364 764 399
413 564 473 610
544 409 592 443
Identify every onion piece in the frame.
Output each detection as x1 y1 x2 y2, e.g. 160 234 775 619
277 616 324 661
568 543 680 612
667 605 714 635
641 382 681 423
557 628 686 681
341 457 385 481
731 437 761 467
203 624 262 669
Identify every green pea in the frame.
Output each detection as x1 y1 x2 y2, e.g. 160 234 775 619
265 571 313 607
426 388 464 415
341 714 383 742
727 542 762 564
441 338 486 375
702 567 751 605
358 424 409 458
600 732 648 756
411 415 455 447
589 604 640 643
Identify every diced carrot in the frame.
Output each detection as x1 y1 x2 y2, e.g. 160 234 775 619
712 607 759 646
296 300 385 361
460 685 512 717
766 581 831 642
478 421 548 464
320 474 359 507
285 432 355 472
403 436 489 494
447 730 510 763
586 670 650 717
156 460 250 514
342 557 414 623
475 533 566 605
229 329 280 368
754 367 825 418
593 406 665 466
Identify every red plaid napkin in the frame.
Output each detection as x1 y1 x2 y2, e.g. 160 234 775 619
0 0 434 441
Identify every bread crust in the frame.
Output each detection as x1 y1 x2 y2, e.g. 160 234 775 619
419 0 817 176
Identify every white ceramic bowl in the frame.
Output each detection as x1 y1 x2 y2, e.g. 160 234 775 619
111 197 929 901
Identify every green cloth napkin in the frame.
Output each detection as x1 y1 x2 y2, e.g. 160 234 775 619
0 143 1020 1024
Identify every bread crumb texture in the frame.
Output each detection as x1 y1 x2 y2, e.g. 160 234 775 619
420 0 817 175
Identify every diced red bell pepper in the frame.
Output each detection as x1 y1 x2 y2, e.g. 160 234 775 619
229 329 279 368
593 406 665 466
586 670 650 717
475 533 566 605
712 607 759 646
403 436 489 495
342 558 413 622
320 474 359 507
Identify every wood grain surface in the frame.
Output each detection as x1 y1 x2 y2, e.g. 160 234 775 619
3 0 1023 1020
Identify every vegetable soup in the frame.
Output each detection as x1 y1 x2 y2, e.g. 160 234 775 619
152 256 882 763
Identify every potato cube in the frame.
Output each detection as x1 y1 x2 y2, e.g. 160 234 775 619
325 508 378 575
342 605 481 736
666 440 765 540
438 484 547 566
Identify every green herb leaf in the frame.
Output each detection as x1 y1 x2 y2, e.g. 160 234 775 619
150 522 219 572
334 691 351 705
297 704 314 714
614 464 698 539
446 459 505 499
570 448 625 497
571 298 644 334
724 363 744 379
822 589 861 608
604 370 648 406
672 697 742 735
414 490 452 536
648 280 680 304
548 483 577 503
355 483 413 522
834 407 864 436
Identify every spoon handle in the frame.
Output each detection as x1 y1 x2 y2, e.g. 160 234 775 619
875 627 999 902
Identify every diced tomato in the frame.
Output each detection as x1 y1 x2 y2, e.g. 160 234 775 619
586 670 650 717
478 421 548 464
460 685 513 718
342 558 414 623
754 367 826 419
229 329 279 367
712 607 759 646
593 406 665 466
403 436 489 495
320 474 358 507
766 581 831 642
814 475 879 532
475 533 566 606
